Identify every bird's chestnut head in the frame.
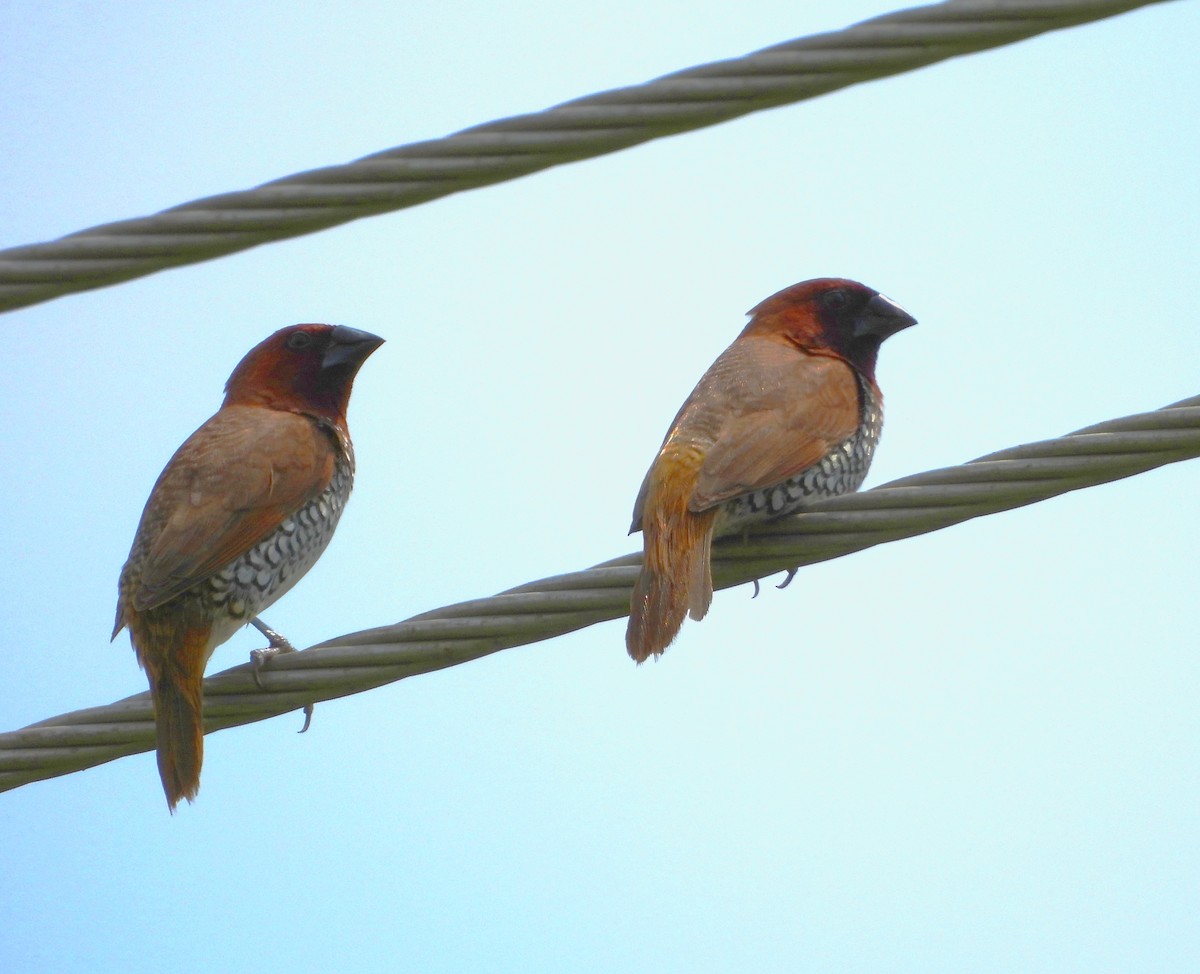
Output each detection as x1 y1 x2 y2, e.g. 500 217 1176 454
746 278 915 377
223 324 384 423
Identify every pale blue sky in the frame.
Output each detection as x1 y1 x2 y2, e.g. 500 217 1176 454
2 2 1198 972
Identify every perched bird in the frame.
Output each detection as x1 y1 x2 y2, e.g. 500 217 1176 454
113 324 383 810
626 278 915 662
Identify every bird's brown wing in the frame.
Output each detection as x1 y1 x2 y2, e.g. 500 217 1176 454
130 405 337 612
689 345 861 512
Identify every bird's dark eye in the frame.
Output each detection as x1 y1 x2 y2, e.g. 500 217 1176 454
822 289 850 311
286 332 314 351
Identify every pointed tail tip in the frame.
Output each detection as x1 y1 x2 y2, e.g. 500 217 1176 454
160 755 201 813
625 636 662 665
625 622 651 664
626 583 674 663
625 603 677 663
163 783 198 814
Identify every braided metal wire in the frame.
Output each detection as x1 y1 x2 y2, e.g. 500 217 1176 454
2 393 1196 793
0 0 1168 313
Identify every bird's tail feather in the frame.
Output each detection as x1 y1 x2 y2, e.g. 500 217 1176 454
627 471 717 662
140 628 209 812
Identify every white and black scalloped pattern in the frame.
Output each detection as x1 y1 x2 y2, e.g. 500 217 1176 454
718 377 882 531
207 449 355 624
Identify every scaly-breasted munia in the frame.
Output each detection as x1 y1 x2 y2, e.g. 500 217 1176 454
113 324 383 810
626 278 915 662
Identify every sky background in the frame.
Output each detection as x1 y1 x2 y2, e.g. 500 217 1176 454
2 1 1198 971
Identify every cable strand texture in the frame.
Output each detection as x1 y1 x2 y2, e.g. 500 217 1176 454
0 0 1168 312
2 394 1197 793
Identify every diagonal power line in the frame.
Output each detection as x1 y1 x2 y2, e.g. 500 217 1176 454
0 0 1171 314
1 393 1197 794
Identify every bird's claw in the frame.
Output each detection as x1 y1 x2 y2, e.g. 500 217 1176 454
249 646 284 691
750 569 797 596
249 619 297 690
248 618 313 731
250 649 267 691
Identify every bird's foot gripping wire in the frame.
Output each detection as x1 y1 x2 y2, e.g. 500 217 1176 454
249 618 297 678
249 618 314 733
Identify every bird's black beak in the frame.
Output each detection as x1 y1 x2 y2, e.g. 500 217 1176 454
323 326 385 370
853 293 917 341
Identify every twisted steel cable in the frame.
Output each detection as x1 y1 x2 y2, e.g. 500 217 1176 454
0 0 1169 314
2 393 1197 793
